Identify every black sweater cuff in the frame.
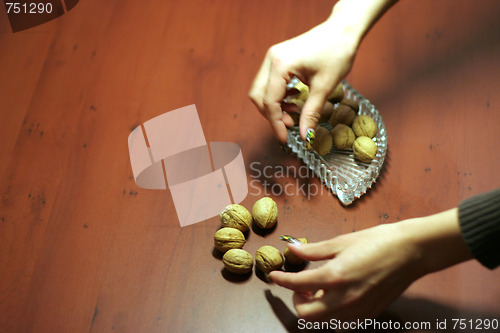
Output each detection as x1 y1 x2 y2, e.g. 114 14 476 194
459 188 500 269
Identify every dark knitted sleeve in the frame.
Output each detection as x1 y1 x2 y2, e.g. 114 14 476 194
458 188 500 269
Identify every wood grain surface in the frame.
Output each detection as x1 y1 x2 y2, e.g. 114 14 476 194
1 1 499 332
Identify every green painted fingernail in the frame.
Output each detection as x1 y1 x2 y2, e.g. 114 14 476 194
280 235 302 246
304 128 315 150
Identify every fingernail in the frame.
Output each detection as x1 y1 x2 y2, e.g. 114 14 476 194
280 235 302 246
304 128 315 150
277 140 290 153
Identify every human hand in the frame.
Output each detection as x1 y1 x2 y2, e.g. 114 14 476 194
249 0 402 143
248 19 358 143
269 209 472 321
270 223 423 321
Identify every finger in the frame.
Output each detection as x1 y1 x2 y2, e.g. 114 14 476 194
314 289 325 298
293 289 343 321
268 267 332 293
281 103 300 127
298 81 332 139
293 292 331 320
292 292 311 307
286 238 343 261
281 102 300 113
263 63 291 143
248 55 272 117
281 112 295 128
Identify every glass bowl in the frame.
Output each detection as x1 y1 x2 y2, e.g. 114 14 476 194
285 80 388 205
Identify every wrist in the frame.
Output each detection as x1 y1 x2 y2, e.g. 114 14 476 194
325 0 399 47
398 209 473 276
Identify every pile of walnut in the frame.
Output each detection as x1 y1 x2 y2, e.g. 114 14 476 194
214 198 308 277
288 81 379 163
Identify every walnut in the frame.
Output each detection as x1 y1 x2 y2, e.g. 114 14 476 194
252 197 278 229
332 124 356 150
292 81 309 101
312 126 333 156
283 237 308 265
255 245 283 273
352 115 378 138
327 82 344 103
222 249 253 274
288 98 304 111
214 227 246 253
220 204 252 232
339 97 359 112
291 81 342 104
353 136 377 163
329 104 357 128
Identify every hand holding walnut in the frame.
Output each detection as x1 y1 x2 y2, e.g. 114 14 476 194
249 0 400 143
248 15 358 143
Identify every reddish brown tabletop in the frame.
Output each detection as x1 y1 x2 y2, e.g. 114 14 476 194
1 1 499 332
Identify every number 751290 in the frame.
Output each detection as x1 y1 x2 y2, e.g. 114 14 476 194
452 318 499 330
5 2 53 14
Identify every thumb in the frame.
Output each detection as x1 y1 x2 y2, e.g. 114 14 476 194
287 238 342 262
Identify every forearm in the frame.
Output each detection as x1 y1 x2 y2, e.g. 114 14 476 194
324 0 400 47
399 208 474 276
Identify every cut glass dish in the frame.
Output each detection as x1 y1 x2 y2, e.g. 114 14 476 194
285 79 388 205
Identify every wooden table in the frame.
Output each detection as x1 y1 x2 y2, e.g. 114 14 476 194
1 1 499 332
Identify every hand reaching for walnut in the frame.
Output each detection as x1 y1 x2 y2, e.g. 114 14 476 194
248 17 358 143
248 0 403 143
269 209 473 321
269 222 421 321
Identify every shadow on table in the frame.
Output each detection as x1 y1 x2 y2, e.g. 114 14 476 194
246 126 394 210
264 291 500 333
245 134 321 203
